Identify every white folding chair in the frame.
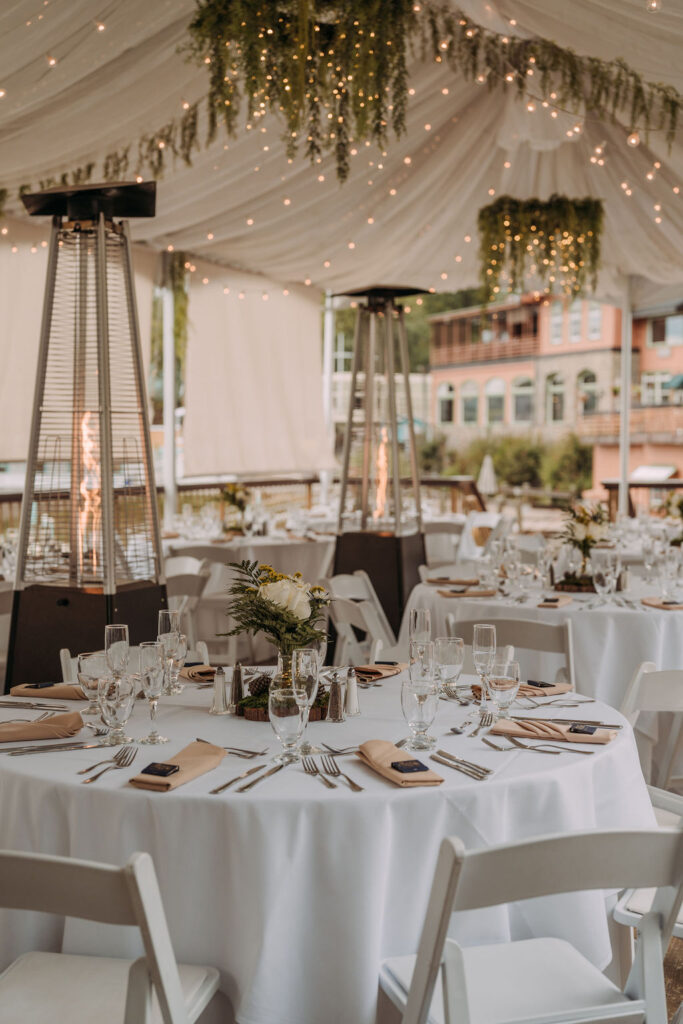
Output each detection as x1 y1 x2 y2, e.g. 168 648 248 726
421 522 464 569
620 661 683 789
60 642 210 682
166 560 211 650
444 615 576 688
327 597 387 665
321 571 397 648
379 827 683 1024
0 848 219 1024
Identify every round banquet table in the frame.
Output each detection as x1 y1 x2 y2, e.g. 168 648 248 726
0 677 654 1024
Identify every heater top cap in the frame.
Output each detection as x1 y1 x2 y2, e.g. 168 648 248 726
333 284 428 301
21 180 156 219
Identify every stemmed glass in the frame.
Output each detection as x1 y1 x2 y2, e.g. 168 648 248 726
97 675 136 746
472 623 496 708
168 633 188 694
268 688 306 764
592 550 618 605
401 650 438 750
158 609 181 637
435 637 466 700
292 648 321 755
487 656 520 720
409 607 431 643
105 624 129 678
139 641 167 744
158 631 180 695
77 651 107 716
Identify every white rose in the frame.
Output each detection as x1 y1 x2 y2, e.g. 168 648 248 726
593 523 609 541
572 522 587 541
260 579 311 621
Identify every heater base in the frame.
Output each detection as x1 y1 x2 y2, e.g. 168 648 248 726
333 531 425 637
5 581 168 689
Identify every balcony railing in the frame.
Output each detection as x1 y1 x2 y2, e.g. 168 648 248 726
576 403 683 443
430 333 540 367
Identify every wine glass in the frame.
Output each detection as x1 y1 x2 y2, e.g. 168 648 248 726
158 609 181 636
269 688 305 764
472 623 496 708
168 633 188 694
487 657 520 720
400 677 439 750
157 631 180 695
409 607 431 643
97 675 136 746
435 637 466 700
139 641 167 744
292 648 320 755
104 624 129 678
77 651 107 716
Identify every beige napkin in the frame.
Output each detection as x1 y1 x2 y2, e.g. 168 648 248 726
180 664 216 681
473 681 572 699
161 530 180 539
354 663 408 681
10 682 86 700
211 537 228 545
0 711 84 743
538 595 573 609
492 718 616 745
129 740 226 792
437 588 497 599
641 597 683 611
356 740 443 786
472 526 492 547
426 576 479 586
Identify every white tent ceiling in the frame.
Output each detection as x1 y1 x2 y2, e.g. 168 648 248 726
1 0 683 307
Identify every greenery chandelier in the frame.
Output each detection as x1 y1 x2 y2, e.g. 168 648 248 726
477 195 604 302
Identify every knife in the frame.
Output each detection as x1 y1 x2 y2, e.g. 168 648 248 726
0 701 70 711
237 762 284 792
6 742 103 756
431 754 486 780
511 716 623 729
210 762 265 794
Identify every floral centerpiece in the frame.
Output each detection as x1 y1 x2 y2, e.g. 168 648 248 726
659 492 683 545
559 501 610 587
221 483 248 532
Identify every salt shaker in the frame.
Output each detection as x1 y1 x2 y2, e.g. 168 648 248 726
345 667 360 716
326 670 346 723
209 666 229 715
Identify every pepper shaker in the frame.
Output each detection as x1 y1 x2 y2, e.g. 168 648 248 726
209 666 229 715
345 667 360 716
326 670 346 723
229 662 244 712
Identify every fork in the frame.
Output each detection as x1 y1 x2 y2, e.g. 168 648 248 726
2 711 54 724
483 735 557 755
320 754 363 792
81 746 137 782
508 735 595 756
470 711 493 737
302 755 337 788
78 744 135 775
321 743 359 755
196 738 269 758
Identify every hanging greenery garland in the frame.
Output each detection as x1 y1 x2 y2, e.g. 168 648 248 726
477 195 604 302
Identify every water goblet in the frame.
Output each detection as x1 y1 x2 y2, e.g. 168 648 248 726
97 674 136 746
488 658 520 720
139 641 168 744
292 648 321 755
409 607 431 644
434 637 466 700
268 687 305 764
104 624 129 678
472 623 496 708
400 677 439 750
77 651 108 717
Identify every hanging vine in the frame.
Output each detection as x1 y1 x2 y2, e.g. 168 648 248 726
477 194 604 302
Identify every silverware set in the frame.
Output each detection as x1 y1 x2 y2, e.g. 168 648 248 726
431 748 492 781
81 745 137 783
302 754 364 791
0 700 70 711
78 745 136 776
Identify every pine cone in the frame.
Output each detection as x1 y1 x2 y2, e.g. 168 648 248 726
248 673 271 697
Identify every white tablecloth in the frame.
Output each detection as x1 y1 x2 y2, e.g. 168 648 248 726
0 680 653 1024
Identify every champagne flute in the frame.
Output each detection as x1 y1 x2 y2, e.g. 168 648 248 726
409 607 431 643
104 624 129 678
157 631 180 696
158 609 181 636
409 639 434 682
139 641 167 744
472 623 496 709
168 633 188 694
435 637 466 700
292 648 321 755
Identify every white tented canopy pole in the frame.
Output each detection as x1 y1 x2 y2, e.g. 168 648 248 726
618 282 633 518
320 290 335 506
162 283 176 529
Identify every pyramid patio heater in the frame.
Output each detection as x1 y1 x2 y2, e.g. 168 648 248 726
333 285 426 635
5 181 166 687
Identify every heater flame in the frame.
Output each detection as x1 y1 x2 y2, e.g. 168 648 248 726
373 427 388 521
78 412 102 578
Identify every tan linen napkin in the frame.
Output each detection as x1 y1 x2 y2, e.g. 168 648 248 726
641 597 683 611
356 740 443 787
426 576 479 586
437 588 497 599
211 536 228 544
473 681 572 700
538 595 573 609
492 718 616 745
10 682 86 700
472 526 492 547
0 711 84 743
354 663 408 681
129 740 226 792
180 664 216 682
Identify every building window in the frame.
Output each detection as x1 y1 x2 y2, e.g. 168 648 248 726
470 316 481 345
512 377 534 422
485 378 506 424
461 381 479 424
546 373 565 422
587 301 602 340
569 300 582 343
550 302 563 345
437 382 455 424
334 330 352 372
577 369 598 415
650 314 683 347
641 371 672 405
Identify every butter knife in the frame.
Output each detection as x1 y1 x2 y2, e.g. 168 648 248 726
431 754 486 780
237 762 284 792
210 762 265 794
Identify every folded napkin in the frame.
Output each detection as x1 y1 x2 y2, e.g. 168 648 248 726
472 526 492 547
211 537 228 545
161 530 180 539
426 576 479 586
356 740 443 787
129 740 226 792
0 711 84 743
641 597 683 611
538 595 573 609
179 664 216 682
354 663 408 681
437 588 497 599
473 681 572 699
492 718 616 745
10 682 86 700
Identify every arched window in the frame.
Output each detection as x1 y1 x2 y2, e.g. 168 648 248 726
512 377 535 422
546 373 565 422
437 382 455 424
577 369 598 415
461 381 479 424
485 378 505 424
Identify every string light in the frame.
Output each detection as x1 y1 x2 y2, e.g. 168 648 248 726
627 131 641 147
0 90 5 99
95 21 105 32
46 55 57 67
646 0 662 9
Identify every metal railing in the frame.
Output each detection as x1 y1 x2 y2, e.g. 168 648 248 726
430 333 540 367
